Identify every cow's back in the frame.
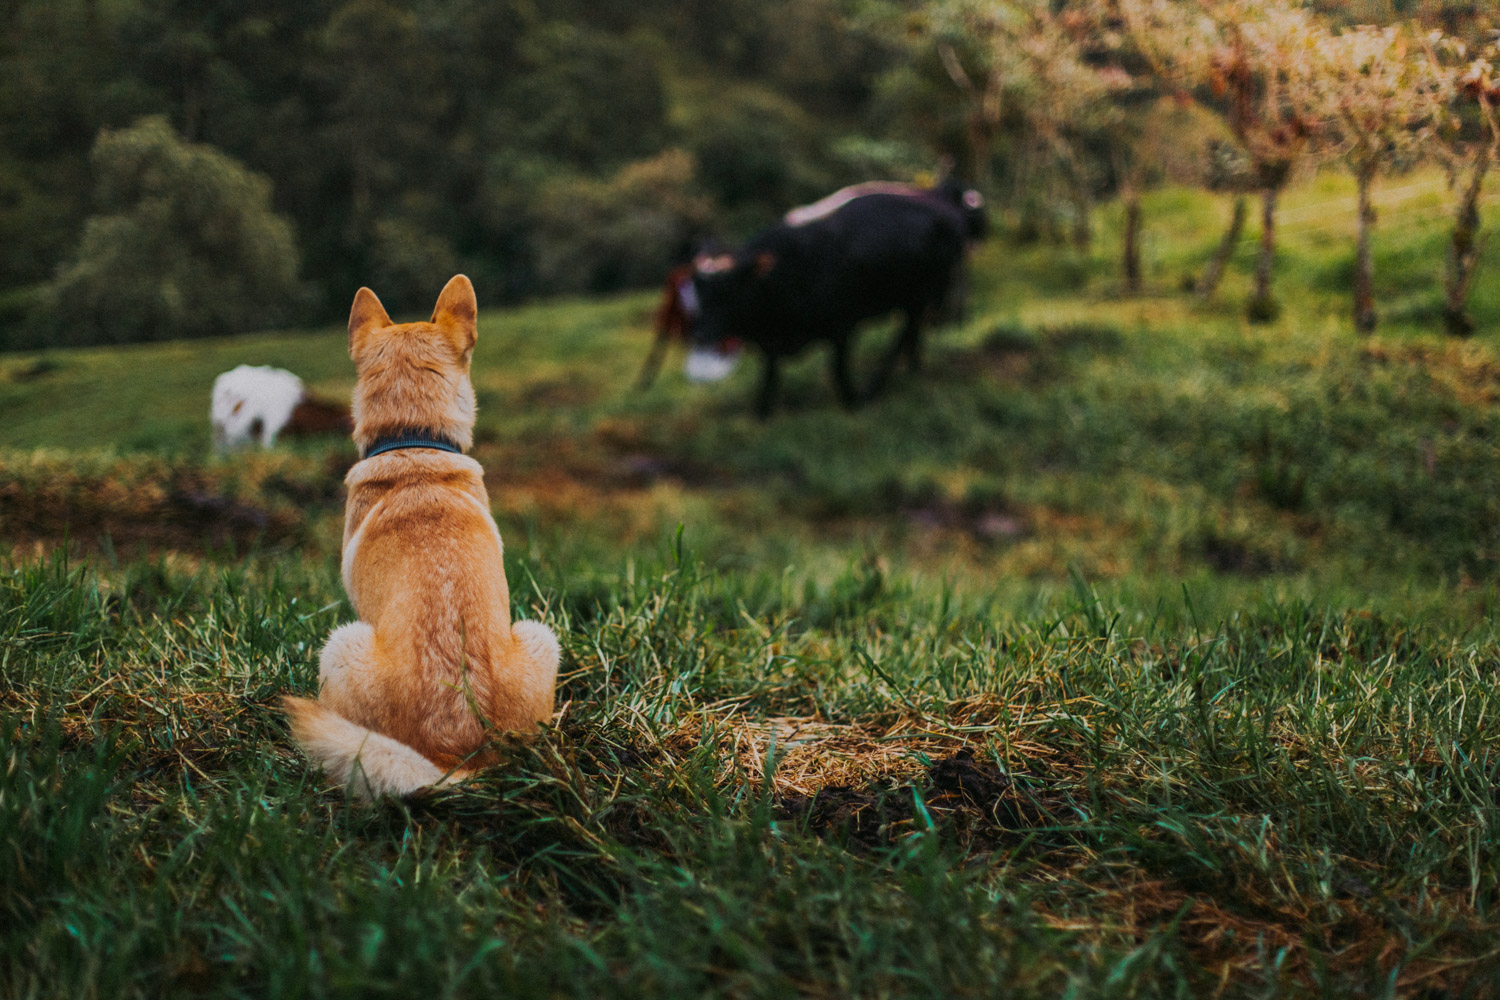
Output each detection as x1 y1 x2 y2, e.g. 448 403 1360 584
747 194 964 343
829 194 965 307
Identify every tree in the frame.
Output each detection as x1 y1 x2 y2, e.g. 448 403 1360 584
1297 23 1447 333
0 0 151 291
1192 140 1256 299
908 0 1109 194
1081 7 1215 295
316 0 452 279
529 149 713 294
1428 43 1500 336
884 0 1132 261
0 0 919 323
34 117 305 347
1121 0 1325 322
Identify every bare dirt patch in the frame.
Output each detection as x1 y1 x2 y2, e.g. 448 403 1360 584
0 454 332 555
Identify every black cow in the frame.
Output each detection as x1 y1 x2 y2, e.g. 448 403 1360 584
691 190 970 418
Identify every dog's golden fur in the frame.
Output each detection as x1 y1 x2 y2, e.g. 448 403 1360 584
284 275 559 799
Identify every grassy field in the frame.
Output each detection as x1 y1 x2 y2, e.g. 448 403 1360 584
4 170 1500 997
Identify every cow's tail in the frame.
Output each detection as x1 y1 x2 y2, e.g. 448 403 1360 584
282 696 467 801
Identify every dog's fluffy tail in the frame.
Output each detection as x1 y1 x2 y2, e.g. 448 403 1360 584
282 696 464 801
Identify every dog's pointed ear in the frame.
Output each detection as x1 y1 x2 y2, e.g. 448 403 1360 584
349 287 392 358
431 274 478 355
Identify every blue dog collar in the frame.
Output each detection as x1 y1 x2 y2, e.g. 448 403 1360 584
361 431 463 460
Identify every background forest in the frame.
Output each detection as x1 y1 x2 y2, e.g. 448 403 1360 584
2 0 1496 349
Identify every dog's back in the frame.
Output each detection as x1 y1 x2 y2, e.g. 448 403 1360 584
339 453 552 750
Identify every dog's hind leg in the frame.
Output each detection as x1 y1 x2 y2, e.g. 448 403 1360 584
317 620 380 723
289 620 451 799
508 620 561 727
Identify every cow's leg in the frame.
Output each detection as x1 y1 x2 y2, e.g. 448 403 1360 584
753 351 781 420
829 334 863 410
898 306 925 372
944 265 970 325
635 327 671 390
870 309 922 397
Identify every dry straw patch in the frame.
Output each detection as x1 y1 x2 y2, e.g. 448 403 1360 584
1361 339 1500 408
676 697 1078 799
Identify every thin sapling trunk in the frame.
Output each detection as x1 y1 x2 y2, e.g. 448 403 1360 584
1196 195 1247 299
1247 185 1280 323
1122 189 1143 294
1353 165 1377 334
1444 144 1490 336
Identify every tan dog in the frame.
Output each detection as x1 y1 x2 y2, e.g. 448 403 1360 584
283 275 559 799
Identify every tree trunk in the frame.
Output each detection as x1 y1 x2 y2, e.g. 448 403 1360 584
1196 195 1247 300
349 155 372 244
183 82 203 143
1444 145 1490 337
1353 167 1377 334
966 114 992 192
1247 186 1279 323
1122 189 1142 294
1072 194 1092 251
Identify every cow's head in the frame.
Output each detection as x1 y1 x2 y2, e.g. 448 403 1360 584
960 188 988 241
689 250 775 348
932 172 989 242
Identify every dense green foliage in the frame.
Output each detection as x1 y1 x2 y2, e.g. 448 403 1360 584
3 177 1500 994
0 0 905 339
31 117 306 347
5 0 1498 348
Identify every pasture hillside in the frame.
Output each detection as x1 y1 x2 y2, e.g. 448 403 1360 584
4 174 1500 996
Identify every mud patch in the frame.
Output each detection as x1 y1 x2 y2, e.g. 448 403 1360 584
1361 340 1500 408
1042 322 1124 354
1194 530 1294 577
0 453 330 556
10 357 60 383
777 780 910 850
777 747 1060 851
975 321 1124 357
978 323 1039 355
592 418 728 489
948 322 1122 386
612 452 725 489
517 377 599 410
1 483 299 554
927 746 1012 805
925 746 1057 838
903 497 1031 545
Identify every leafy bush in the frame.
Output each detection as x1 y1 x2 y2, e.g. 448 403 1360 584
27 117 308 348
0 159 82 291
530 150 714 295
369 213 462 315
679 83 837 228
495 22 669 173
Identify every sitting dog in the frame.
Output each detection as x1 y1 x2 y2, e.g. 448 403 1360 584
284 275 559 799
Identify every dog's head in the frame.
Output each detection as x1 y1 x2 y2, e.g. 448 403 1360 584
347 275 479 454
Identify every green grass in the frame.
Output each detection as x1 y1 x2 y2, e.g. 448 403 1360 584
4 169 1500 996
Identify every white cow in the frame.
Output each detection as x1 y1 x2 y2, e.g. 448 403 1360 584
211 365 306 450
